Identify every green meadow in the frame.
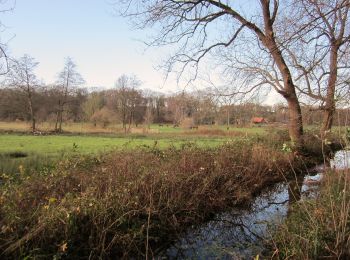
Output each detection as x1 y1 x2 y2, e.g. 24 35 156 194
0 129 261 175
0 134 232 155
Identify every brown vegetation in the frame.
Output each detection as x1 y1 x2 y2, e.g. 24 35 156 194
0 141 308 259
271 169 350 259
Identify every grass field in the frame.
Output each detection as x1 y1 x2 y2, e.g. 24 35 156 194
0 121 272 175
0 134 236 174
0 134 232 156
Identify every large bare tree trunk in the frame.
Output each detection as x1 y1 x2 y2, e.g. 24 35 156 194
262 23 304 150
287 96 304 150
321 44 339 137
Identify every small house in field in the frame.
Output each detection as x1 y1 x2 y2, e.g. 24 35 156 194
251 117 267 125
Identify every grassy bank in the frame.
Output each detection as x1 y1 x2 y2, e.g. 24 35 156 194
271 169 350 259
0 139 307 259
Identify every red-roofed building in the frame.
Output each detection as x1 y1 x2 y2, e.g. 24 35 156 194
251 117 267 125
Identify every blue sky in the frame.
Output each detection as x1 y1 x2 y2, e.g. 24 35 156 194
0 0 283 104
1 0 175 92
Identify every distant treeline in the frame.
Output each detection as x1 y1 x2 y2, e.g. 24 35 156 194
1 86 349 129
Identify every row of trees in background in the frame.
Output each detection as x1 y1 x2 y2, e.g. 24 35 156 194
1 62 350 132
1 55 85 132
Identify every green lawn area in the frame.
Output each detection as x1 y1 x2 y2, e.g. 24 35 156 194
0 134 235 175
0 134 233 156
0 128 267 175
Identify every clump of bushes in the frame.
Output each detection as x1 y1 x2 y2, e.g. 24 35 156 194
0 141 305 258
271 170 350 259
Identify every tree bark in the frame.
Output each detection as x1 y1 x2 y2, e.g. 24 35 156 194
261 28 304 150
286 96 304 150
321 44 339 137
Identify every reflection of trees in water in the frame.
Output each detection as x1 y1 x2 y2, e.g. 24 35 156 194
287 175 304 217
163 186 288 258
163 174 322 259
165 214 266 259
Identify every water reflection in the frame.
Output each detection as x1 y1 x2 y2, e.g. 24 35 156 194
159 150 349 259
331 149 350 169
287 175 303 203
161 178 318 259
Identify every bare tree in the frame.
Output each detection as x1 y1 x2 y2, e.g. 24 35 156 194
115 74 142 132
214 88 236 130
55 57 85 132
144 101 154 129
193 89 217 125
0 0 16 76
117 0 306 150
3 55 40 132
283 0 350 136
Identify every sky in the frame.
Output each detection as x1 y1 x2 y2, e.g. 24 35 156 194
1 0 177 92
0 0 283 104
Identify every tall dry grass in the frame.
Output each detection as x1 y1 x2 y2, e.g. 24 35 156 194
271 169 350 259
0 141 304 259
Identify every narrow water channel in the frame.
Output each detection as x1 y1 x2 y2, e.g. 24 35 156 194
159 150 350 259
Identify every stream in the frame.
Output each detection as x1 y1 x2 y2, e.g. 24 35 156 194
159 150 350 259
